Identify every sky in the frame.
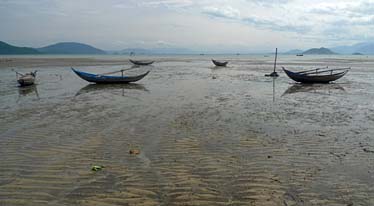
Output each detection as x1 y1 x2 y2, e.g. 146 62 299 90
1 0 374 53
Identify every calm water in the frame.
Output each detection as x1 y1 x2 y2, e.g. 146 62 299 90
0 55 374 205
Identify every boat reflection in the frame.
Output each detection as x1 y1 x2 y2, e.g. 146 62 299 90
76 83 149 97
17 84 39 102
282 83 346 96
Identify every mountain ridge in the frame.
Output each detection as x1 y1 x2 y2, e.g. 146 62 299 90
0 41 41 55
37 42 106 54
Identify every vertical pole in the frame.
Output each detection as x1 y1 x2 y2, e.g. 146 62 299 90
273 48 278 73
121 70 124 77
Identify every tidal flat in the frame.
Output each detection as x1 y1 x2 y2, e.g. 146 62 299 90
0 55 373 205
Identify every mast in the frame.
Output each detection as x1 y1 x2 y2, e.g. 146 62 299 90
273 48 278 73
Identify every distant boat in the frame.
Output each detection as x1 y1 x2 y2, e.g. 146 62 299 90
16 71 37 87
212 59 228 67
296 54 304 56
72 68 149 84
129 59 154 66
282 67 350 83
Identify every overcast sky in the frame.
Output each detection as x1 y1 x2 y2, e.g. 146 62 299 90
1 0 374 52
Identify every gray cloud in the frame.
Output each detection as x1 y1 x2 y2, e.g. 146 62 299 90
1 0 374 51
242 17 311 33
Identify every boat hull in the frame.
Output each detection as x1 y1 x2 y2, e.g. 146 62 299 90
212 59 228 67
17 75 35 87
72 68 149 84
129 59 154 66
282 68 348 83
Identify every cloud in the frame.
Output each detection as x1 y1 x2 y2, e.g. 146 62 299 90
2 0 374 51
242 16 310 33
203 6 241 19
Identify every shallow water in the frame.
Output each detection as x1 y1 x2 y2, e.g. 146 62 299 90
0 55 374 205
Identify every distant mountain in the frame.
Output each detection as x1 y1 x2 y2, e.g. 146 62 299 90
0 41 40 55
113 47 193 55
284 49 304 55
331 42 374 54
118 48 150 55
38 42 106 54
303 47 336 55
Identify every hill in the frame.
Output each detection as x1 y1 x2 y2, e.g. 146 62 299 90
331 42 374 55
284 49 303 55
116 47 193 55
38 42 106 54
303 47 336 55
0 41 40 55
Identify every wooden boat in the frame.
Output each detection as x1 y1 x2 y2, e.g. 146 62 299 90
129 59 154 66
282 67 349 83
212 59 228 67
16 71 37 87
72 68 149 84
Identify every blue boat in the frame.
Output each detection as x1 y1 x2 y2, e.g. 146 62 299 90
72 68 150 84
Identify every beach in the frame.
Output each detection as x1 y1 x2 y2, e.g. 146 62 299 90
0 55 373 205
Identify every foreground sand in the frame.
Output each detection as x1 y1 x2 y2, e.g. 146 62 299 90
0 55 373 205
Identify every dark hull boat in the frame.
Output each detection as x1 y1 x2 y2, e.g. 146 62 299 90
17 71 37 87
72 68 149 84
282 67 349 83
212 59 228 67
129 59 154 66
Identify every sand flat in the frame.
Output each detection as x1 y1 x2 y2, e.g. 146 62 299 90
0 54 373 205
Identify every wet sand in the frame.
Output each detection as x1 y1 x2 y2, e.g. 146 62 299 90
0 55 374 205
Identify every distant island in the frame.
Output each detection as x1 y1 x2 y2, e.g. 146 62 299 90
283 49 303 55
0 41 40 55
330 42 374 54
3 40 374 55
0 41 106 55
352 52 364 55
284 47 336 55
287 42 374 55
302 47 336 55
37 42 106 54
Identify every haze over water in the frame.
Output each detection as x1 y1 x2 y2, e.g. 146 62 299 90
0 54 373 205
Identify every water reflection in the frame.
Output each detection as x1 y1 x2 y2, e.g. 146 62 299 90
17 84 39 102
282 83 346 96
272 77 276 102
76 83 149 97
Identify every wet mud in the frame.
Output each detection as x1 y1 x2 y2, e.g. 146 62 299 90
0 55 373 205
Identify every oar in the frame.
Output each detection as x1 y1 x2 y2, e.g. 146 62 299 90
99 66 141 75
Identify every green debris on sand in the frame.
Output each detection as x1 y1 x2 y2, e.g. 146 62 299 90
91 165 105 171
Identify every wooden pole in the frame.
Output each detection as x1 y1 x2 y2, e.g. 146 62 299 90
273 48 278 73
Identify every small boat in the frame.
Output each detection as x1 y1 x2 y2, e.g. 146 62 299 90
296 54 304 56
282 67 350 83
72 68 149 84
212 59 228 67
129 59 154 66
16 71 37 87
